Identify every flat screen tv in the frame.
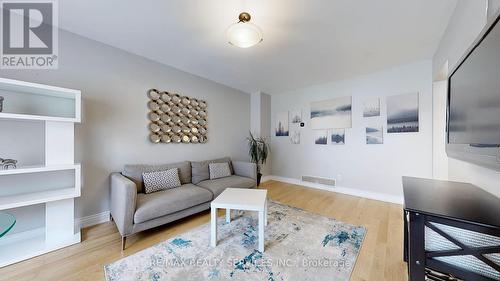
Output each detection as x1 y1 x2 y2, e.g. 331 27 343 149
446 13 500 170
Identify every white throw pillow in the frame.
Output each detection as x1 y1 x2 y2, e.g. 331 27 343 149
142 168 181 194
209 162 231 180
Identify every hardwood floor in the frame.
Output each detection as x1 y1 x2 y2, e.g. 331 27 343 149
0 181 408 281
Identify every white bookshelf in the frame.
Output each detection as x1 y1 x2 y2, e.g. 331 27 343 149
0 227 79 267
0 112 78 122
0 78 81 267
0 77 81 122
0 187 78 210
0 164 79 176
0 77 80 98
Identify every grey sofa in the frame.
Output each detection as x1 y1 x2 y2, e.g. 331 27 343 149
110 157 256 249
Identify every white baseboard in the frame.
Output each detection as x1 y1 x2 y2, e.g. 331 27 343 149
261 175 273 183
75 211 110 229
265 175 404 204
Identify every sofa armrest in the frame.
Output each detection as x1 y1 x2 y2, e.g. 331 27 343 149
232 161 257 180
110 173 137 236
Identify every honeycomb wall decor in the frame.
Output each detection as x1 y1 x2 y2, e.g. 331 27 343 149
147 89 208 144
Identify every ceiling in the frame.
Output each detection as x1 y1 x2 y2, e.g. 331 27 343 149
58 0 457 94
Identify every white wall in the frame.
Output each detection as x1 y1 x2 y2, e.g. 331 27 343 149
250 91 272 176
433 0 488 76
432 81 448 180
1 30 251 219
432 0 500 198
489 0 500 19
270 61 433 199
250 91 262 135
260 93 272 175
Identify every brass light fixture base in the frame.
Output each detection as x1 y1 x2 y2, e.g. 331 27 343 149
227 11 263 48
238 12 251 22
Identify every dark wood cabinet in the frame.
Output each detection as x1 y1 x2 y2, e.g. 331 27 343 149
403 177 500 281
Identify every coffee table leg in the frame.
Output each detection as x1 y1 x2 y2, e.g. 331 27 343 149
258 210 265 252
211 207 217 247
264 200 268 226
226 209 231 223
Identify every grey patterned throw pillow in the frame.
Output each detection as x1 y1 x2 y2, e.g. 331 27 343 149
142 168 181 194
209 162 231 180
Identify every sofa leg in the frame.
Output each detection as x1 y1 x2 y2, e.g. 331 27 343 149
121 236 126 251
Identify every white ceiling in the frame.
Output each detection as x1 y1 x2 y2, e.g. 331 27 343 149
58 0 457 94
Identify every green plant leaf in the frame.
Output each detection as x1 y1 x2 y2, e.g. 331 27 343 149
247 131 270 171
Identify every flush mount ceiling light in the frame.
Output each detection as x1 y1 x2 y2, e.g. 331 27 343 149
226 12 263 48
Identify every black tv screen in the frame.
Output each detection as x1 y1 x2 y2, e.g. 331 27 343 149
447 14 500 170
448 17 500 146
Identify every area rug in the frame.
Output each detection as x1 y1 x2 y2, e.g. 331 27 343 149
104 201 366 281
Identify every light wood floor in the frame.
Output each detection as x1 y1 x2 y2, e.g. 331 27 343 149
0 181 408 281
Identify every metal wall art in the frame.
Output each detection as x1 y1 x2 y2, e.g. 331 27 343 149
0 158 17 170
147 89 208 144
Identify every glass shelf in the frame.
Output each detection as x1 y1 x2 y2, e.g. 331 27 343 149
0 212 16 238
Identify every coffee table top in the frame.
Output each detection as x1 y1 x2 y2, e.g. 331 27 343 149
211 188 267 211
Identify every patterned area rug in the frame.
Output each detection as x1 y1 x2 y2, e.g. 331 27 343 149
105 201 366 281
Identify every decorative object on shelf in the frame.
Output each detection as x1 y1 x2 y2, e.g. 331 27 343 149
275 111 289 137
330 129 345 145
0 158 17 170
289 109 302 124
247 132 269 186
147 89 207 144
0 212 16 238
226 12 263 48
366 126 383 144
290 130 300 144
310 96 352 129
314 130 328 145
387 93 419 133
363 97 380 117
0 96 3 112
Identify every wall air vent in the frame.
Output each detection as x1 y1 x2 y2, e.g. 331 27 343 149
301 175 336 187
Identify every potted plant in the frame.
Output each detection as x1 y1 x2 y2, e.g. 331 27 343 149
247 132 269 186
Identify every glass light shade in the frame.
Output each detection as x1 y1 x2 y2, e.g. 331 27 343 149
226 21 263 48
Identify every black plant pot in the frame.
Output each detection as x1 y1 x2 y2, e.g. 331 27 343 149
257 173 262 186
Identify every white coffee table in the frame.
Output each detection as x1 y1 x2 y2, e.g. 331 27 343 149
210 188 268 252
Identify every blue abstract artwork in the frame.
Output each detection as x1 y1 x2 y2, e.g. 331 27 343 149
366 126 383 144
314 130 328 145
310 96 352 129
330 129 345 145
275 111 289 136
387 93 419 133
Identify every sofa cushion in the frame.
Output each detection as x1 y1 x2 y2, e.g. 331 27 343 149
209 162 231 180
123 161 191 193
134 183 213 224
191 157 234 184
196 175 256 197
142 168 181 194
